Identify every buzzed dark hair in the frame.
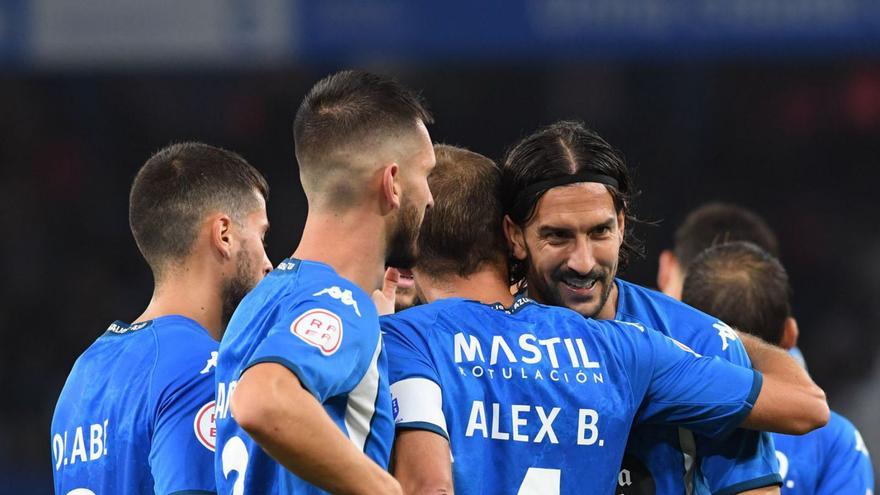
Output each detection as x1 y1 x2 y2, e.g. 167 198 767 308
501 120 644 284
682 242 791 345
417 144 507 278
129 142 268 279
674 202 779 271
293 70 432 199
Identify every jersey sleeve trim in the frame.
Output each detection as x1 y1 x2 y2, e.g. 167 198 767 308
745 370 763 407
714 474 783 495
245 356 320 400
396 421 450 441
719 370 763 438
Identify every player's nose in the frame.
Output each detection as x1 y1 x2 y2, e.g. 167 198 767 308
566 237 596 274
262 253 273 276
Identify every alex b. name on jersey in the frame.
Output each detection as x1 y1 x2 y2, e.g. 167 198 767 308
447 331 607 448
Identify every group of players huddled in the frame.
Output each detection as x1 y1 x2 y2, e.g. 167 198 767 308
51 70 873 494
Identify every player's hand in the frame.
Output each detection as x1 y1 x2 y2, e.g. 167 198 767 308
372 267 400 316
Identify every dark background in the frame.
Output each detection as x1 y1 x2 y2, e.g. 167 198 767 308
2 1 880 492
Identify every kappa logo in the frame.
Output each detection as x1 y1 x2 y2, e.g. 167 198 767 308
291 309 343 356
193 400 216 452
713 321 739 351
313 286 361 317
200 351 218 375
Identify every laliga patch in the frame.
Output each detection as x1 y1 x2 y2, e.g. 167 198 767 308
193 400 216 452
291 309 343 356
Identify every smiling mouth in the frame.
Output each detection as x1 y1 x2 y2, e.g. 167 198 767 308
561 277 598 294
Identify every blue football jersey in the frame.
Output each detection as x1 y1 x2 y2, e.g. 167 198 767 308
382 297 763 495
613 279 781 495
773 410 874 495
214 259 393 494
51 316 219 495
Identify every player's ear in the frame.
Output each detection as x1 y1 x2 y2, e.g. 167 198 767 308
780 317 799 350
210 214 234 260
381 163 401 213
503 215 528 261
657 250 677 294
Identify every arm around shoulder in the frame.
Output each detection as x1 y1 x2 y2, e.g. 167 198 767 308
738 332 829 435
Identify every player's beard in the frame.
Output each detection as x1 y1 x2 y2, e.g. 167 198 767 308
526 256 615 319
385 195 422 270
220 251 260 331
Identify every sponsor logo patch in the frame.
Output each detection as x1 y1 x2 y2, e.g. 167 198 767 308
291 309 343 356
194 400 216 452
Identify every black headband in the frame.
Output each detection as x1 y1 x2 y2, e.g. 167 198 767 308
511 171 620 215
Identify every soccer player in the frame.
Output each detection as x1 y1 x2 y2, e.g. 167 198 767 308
656 201 808 370
214 70 434 494
385 144 828 495
656 202 780 300
682 242 874 495
51 142 272 494
500 122 783 494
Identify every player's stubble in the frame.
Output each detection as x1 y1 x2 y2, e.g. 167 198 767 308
385 193 423 270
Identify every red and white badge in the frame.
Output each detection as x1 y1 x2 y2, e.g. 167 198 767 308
291 309 343 356
193 400 216 452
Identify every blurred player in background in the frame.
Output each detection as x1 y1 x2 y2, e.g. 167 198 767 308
214 70 434 494
657 202 779 300
51 142 272 494
658 202 808 369
386 144 828 495
501 121 782 494
682 242 874 495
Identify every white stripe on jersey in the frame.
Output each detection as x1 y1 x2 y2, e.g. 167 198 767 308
389 377 448 437
344 337 383 451
678 427 697 495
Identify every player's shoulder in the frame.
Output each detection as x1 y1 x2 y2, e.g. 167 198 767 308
381 298 470 336
820 410 865 451
282 259 377 324
615 278 743 359
149 316 219 380
615 278 716 327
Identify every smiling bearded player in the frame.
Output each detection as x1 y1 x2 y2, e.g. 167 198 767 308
385 144 828 495
501 121 784 495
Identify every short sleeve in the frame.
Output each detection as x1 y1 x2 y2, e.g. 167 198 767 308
626 326 762 439
150 353 217 495
247 294 378 403
815 414 874 495
382 315 448 440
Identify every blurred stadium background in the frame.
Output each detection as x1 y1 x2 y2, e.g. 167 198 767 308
2 0 879 491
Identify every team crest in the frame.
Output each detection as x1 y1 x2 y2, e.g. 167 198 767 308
193 400 216 451
291 309 343 356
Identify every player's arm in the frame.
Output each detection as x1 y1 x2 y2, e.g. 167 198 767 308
737 332 829 434
630 325 823 438
232 362 402 495
392 430 454 495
